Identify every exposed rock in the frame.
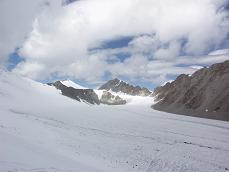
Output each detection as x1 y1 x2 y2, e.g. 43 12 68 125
100 91 127 105
52 81 100 105
152 60 229 121
50 81 127 105
99 78 152 96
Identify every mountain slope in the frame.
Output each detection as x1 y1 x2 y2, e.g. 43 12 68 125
51 81 127 105
52 81 100 105
99 78 152 96
99 90 127 105
152 60 229 121
1 71 229 172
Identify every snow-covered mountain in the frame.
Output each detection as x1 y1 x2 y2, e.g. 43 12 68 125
1 71 229 172
50 79 152 105
49 63 229 121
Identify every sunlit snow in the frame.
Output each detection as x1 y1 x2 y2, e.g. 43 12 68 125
0 71 229 172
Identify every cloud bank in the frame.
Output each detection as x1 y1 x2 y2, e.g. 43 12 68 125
0 0 54 65
1 0 229 85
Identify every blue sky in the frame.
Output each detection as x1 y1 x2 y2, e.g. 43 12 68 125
100 37 133 49
6 51 24 71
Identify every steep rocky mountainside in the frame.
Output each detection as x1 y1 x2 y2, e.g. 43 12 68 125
99 78 152 96
100 91 127 105
50 81 127 105
52 81 100 105
152 60 229 121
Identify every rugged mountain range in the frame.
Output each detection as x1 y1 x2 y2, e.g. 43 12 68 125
49 60 229 121
152 60 229 121
99 78 152 96
50 80 127 105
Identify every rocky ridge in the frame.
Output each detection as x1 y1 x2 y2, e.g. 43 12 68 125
52 81 100 105
100 91 127 105
99 78 152 96
152 60 229 121
50 81 127 105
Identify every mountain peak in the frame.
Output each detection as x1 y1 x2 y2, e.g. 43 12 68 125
113 78 120 82
99 78 152 96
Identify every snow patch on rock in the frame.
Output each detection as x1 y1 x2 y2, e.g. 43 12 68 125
60 79 87 89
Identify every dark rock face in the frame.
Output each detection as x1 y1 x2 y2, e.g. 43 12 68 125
99 78 152 96
152 60 229 121
52 81 100 105
100 91 127 105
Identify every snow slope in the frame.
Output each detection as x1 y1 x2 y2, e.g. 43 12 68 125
60 79 87 89
0 71 229 172
94 89 153 105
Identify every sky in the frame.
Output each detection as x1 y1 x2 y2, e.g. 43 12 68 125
0 0 229 89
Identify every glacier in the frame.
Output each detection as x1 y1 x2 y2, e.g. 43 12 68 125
0 71 229 172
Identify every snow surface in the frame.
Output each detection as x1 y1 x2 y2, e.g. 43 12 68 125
60 79 87 89
94 89 104 99
1 71 229 172
161 80 174 86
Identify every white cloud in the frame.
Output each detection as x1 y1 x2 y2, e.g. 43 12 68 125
0 0 55 66
14 61 47 79
154 41 181 60
1 0 228 85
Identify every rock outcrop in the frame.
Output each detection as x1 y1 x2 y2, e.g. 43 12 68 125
100 91 127 105
152 60 229 121
52 81 100 105
50 81 126 105
99 78 152 96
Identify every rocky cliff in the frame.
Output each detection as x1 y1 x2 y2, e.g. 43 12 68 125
52 81 100 105
152 60 229 121
99 78 152 96
50 81 127 105
100 91 127 105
